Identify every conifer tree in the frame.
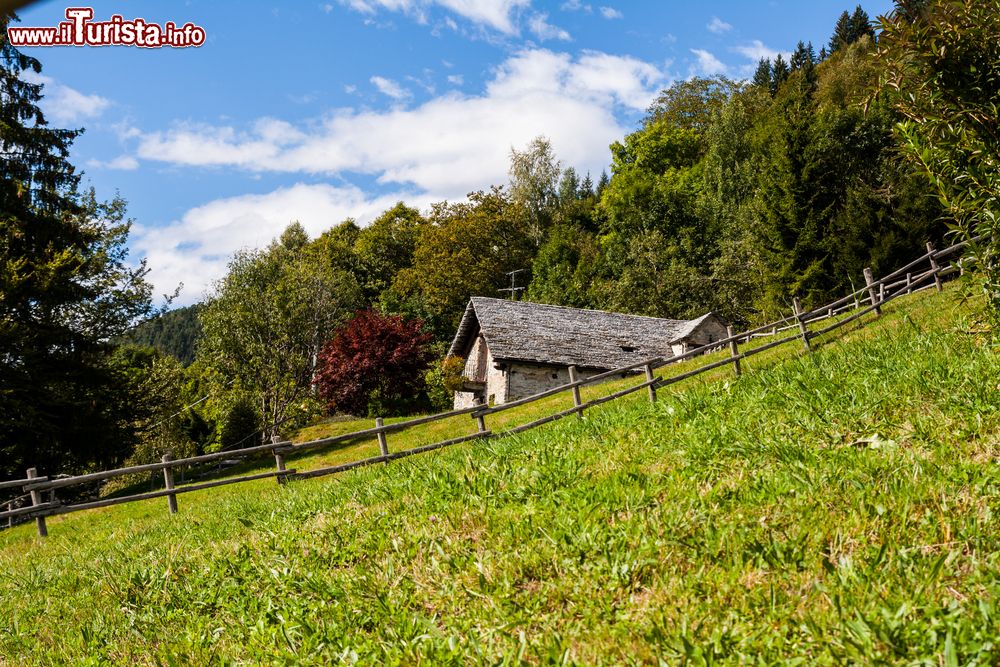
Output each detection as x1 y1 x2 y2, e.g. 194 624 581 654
752 58 772 89
0 14 154 478
790 41 808 70
558 167 580 203
832 6 876 52
848 6 875 43
791 41 818 83
771 54 790 93
830 10 853 52
596 170 610 198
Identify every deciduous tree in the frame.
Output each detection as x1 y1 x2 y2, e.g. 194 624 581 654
393 187 534 337
509 136 561 246
315 310 434 416
878 0 1000 320
198 223 361 441
353 203 426 304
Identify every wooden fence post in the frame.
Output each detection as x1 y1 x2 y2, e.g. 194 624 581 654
26 468 46 538
270 433 288 484
863 267 882 316
5 501 12 529
927 242 943 292
644 363 657 402
375 417 389 458
726 326 741 377
161 452 178 514
906 272 912 294
473 396 488 435
792 298 811 352
568 365 583 418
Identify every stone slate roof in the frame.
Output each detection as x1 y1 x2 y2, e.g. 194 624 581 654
448 297 720 370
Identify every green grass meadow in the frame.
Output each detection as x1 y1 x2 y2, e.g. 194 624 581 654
2 283 999 664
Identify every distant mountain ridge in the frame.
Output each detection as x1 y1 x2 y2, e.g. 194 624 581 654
126 304 202 365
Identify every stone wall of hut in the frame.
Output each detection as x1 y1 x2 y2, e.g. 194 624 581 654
505 363 607 403
454 336 508 409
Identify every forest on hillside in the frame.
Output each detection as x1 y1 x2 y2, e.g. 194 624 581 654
2 0 997 484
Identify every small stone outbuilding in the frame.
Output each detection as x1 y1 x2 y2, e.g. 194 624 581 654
448 297 728 409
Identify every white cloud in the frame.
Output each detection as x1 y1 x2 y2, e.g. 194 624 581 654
339 0 530 34
437 0 530 33
370 75 411 99
341 0 380 14
707 17 732 34
133 183 424 304
112 121 142 140
86 154 139 170
47 86 111 124
137 48 664 195
405 72 437 94
138 118 305 168
527 13 571 41
733 39 788 63
560 0 591 10
599 6 622 19
558 51 662 109
690 48 727 76
133 48 667 300
447 74 464 85
21 70 111 125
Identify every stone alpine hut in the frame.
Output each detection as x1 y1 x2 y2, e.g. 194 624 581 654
448 297 728 409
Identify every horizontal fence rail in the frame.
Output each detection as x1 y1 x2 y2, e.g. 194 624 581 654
0 235 974 536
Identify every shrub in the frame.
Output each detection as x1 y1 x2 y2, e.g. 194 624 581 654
424 355 467 412
219 398 261 450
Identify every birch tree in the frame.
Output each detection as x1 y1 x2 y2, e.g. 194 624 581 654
198 223 361 441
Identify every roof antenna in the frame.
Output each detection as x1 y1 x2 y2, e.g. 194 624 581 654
499 268 527 300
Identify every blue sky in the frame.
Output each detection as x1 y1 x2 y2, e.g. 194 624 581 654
15 0 895 305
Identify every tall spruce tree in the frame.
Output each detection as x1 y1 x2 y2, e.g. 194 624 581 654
0 14 153 479
830 10 853 52
558 167 580 203
848 6 875 43
797 42 818 69
596 170 610 198
790 41 808 70
752 58 773 89
832 5 875 52
771 54 791 93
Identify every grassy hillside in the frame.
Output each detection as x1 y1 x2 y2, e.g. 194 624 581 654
2 284 998 664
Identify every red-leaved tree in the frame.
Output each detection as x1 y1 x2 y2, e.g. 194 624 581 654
315 310 434 416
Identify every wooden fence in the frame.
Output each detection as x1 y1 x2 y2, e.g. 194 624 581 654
0 238 973 537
